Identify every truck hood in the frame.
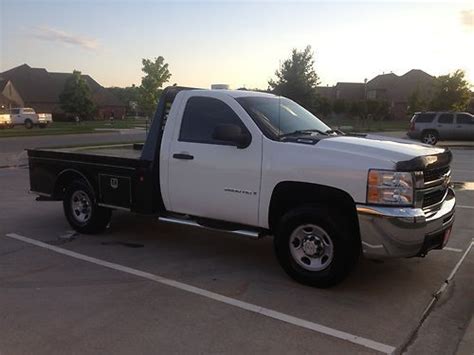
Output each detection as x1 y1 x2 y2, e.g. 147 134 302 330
318 134 451 170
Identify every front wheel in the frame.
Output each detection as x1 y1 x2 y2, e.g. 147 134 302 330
24 119 33 129
274 206 360 288
63 180 112 234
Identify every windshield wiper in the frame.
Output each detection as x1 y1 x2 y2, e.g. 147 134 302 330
279 129 329 138
325 129 345 135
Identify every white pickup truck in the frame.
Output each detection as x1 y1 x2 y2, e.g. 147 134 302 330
10 107 53 128
28 87 456 287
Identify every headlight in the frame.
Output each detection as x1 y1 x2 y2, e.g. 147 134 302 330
367 170 414 206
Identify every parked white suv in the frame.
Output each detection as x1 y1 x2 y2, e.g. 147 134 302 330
408 111 474 145
10 107 53 129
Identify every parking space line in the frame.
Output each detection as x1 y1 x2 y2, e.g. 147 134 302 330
5 232 395 354
443 247 463 253
457 205 474 209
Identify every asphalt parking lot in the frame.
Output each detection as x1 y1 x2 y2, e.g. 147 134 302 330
1 147 473 355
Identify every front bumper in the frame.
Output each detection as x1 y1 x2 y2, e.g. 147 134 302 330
356 188 455 258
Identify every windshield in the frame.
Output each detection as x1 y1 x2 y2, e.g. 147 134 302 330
236 96 331 139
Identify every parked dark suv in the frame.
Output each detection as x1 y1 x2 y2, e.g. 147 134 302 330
408 112 474 145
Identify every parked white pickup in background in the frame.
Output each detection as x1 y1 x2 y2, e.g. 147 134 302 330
10 107 53 129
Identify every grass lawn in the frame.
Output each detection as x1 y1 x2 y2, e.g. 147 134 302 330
0 118 149 138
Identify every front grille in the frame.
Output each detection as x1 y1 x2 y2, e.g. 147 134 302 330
424 166 450 183
423 188 447 208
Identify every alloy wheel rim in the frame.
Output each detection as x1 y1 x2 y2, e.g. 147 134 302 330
423 134 436 144
71 190 92 224
289 224 334 271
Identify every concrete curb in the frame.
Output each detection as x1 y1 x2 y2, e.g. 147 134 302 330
456 315 474 355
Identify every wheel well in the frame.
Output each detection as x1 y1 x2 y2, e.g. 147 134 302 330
421 129 438 136
268 181 360 236
53 170 96 201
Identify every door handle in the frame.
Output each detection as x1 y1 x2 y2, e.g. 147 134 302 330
173 153 194 160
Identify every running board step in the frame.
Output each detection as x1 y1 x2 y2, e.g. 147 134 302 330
158 216 264 239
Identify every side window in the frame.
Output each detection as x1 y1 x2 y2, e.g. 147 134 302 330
179 97 247 144
10 109 20 114
438 113 454 124
457 114 474 125
415 113 436 123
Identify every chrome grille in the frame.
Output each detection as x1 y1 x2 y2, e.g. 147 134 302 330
422 188 447 208
418 165 451 210
424 166 450 183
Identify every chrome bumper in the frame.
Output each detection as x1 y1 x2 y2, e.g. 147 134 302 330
356 188 455 258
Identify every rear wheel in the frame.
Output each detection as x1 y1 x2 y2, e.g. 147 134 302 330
39 123 47 128
274 206 359 288
63 180 112 234
24 119 33 129
421 130 438 145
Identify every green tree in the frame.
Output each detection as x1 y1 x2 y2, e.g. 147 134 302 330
268 46 320 111
430 69 471 111
108 85 141 114
139 57 172 117
332 99 346 114
407 88 426 115
315 96 332 117
59 70 95 119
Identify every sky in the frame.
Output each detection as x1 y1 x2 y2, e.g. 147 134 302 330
1 0 473 89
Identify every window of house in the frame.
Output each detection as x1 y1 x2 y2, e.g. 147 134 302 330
179 97 248 145
457 113 474 124
414 113 436 123
438 113 454 124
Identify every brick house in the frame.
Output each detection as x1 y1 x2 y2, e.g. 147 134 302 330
0 78 24 108
316 69 437 120
0 64 126 119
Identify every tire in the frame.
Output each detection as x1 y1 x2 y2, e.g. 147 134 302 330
39 124 47 129
63 180 112 234
273 206 360 288
24 119 33 129
421 130 438 145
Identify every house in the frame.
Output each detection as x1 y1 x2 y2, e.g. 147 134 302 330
316 69 437 120
0 64 126 119
0 78 24 108
366 70 435 120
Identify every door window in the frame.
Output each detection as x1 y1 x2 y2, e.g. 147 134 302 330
179 97 248 145
438 113 454 124
414 113 436 123
457 114 474 124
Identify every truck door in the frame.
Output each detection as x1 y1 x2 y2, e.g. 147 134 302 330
166 94 262 226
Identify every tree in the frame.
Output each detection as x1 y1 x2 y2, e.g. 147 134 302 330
407 88 427 115
139 57 172 117
59 70 95 119
315 96 332 117
332 99 347 114
268 46 320 111
430 69 471 111
108 85 141 115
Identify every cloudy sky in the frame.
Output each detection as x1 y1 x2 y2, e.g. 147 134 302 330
1 0 473 89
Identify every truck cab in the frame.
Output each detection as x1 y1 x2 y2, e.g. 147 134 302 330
27 87 456 287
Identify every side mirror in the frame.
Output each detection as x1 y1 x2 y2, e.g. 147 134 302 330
213 124 251 149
